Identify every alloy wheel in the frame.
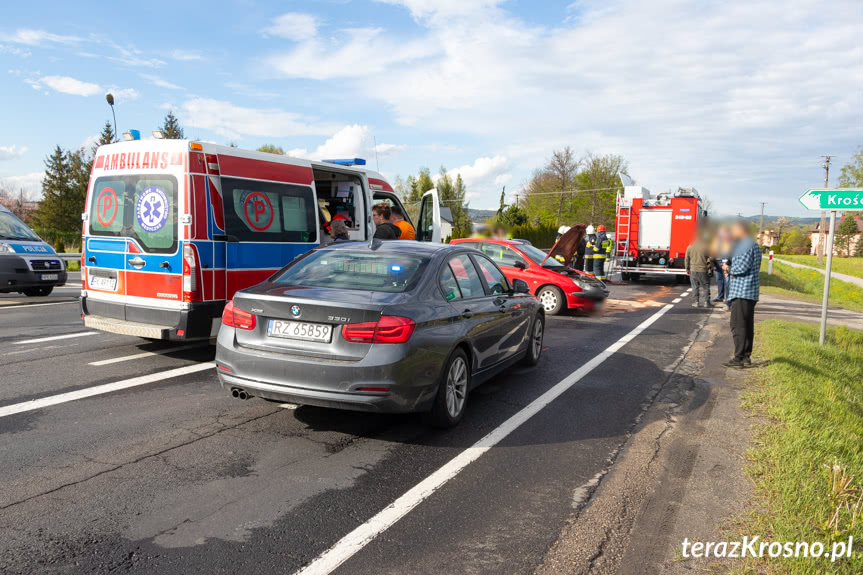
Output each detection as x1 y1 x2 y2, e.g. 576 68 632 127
532 318 544 359
445 357 468 418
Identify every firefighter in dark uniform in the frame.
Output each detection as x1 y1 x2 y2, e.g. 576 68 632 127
584 225 596 275
593 224 611 281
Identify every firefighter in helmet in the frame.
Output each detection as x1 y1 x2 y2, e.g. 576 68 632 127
584 225 596 275
593 224 611 281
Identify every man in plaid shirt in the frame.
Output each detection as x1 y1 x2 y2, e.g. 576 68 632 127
722 221 761 368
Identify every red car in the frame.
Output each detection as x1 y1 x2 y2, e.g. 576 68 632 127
450 238 609 315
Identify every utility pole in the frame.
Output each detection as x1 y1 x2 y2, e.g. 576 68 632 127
759 202 766 234
817 156 831 265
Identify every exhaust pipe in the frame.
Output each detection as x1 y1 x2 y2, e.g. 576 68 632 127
238 390 248 400
230 387 249 400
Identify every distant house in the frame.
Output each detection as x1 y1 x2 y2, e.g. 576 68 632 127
440 206 453 241
757 229 780 247
809 215 862 256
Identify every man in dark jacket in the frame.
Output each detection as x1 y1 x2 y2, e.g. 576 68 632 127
372 203 402 240
685 232 713 307
593 224 611 280
584 225 596 275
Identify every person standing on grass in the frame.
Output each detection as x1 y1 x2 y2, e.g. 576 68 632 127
722 220 761 368
685 230 713 307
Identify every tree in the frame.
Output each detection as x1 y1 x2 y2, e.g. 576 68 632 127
33 146 73 233
94 121 115 152
774 216 792 238
575 152 627 226
160 111 185 139
546 147 579 222
838 147 863 187
497 187 506 216
835 215 859 257
256 144 284 155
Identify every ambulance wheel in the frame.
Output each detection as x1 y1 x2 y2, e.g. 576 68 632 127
23 286 53 297
537 286 564 315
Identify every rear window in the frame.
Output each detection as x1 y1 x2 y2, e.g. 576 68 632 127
272 250 430 293
88 175 178 253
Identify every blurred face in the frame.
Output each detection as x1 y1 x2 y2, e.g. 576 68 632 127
372 210 384 226
731 222 748 239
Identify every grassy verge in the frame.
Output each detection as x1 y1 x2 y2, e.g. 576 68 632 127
774 255 863 279
760 262 863 312
65 260 80 272
736 321 862 574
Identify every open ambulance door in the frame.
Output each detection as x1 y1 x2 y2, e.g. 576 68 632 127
417 188 441 243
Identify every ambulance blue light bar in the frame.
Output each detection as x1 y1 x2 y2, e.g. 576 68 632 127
121 129 141 141
322 158 366 166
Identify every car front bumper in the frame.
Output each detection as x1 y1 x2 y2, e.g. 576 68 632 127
0 255 67 293
215 327 444 414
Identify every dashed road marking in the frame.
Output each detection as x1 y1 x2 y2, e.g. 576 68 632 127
672 297 682 303
293 301 677 575
13 332 96 345
0 301 78 310
0 363 216 419
88 344 207 366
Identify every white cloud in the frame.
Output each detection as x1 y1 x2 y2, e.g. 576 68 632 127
79 135 100 152
285 125 405 162
262 0 863 214
0 145 28 161
179 98 341 140
494 174 512 185
107 87 140 103
0 172 44 200
170 49 203 61
440 155 510 190
266 26 435 79
141 74 182 90
37 75 102 96
262 13 320 42
0 28 82 46
107 43 166 68
0 43 31 57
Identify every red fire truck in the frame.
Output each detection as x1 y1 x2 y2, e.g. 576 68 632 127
611 186 704 281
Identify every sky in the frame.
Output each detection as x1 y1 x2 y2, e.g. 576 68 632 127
1 0 862 218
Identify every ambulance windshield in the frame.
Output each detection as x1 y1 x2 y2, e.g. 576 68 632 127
88 175 178 253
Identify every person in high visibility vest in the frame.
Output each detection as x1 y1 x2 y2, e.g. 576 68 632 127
584 225 596 275
593 224 611 281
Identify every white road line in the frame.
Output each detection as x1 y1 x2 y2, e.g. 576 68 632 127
672 297 682 303
89 344 206 366
13 332 96 345
0 363 215 419
0 301 78 310
294 302 676 575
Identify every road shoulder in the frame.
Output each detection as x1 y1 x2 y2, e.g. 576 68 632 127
537 308 754 575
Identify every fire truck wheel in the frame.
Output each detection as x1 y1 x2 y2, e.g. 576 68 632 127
630 273 641 282
537 286 564 315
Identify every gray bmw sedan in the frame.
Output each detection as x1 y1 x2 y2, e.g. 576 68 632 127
215 241 545 427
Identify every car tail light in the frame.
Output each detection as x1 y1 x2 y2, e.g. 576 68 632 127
222 300 256 330
182 243 202 302
341 315 415 344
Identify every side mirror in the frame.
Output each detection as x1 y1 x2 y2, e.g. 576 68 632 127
512 278 530 294
513 260 527 270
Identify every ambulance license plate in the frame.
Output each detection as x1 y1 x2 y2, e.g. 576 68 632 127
88 273 117 291
41 274 59 281
267 320 332 343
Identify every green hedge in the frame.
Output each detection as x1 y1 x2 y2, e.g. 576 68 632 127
31 229 81 251
509 223 559 249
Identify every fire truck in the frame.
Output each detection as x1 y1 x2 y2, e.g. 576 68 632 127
611 185 704 281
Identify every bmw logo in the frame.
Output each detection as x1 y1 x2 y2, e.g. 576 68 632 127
290 305 301 318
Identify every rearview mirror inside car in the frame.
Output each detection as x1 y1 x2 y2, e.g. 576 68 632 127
513 278 530 293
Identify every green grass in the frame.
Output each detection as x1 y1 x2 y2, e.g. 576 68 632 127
65 260 80 272
737 321 863 574
774 255 863 280
760 262 863 313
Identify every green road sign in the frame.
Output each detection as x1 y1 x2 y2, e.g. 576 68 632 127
799 188 863 211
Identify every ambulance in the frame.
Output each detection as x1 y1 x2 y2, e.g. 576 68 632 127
80 136 440 340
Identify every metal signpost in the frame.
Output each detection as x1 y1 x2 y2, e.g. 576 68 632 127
798 188 863 345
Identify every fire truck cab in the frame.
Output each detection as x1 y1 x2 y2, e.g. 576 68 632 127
612 186 703 281
80 138 441 340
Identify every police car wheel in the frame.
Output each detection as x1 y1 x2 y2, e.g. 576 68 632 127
537 286 564 315
23 287 53 297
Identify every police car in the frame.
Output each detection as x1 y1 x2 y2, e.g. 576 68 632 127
0 203 67 296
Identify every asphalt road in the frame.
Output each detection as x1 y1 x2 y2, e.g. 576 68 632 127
0 279 702 575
